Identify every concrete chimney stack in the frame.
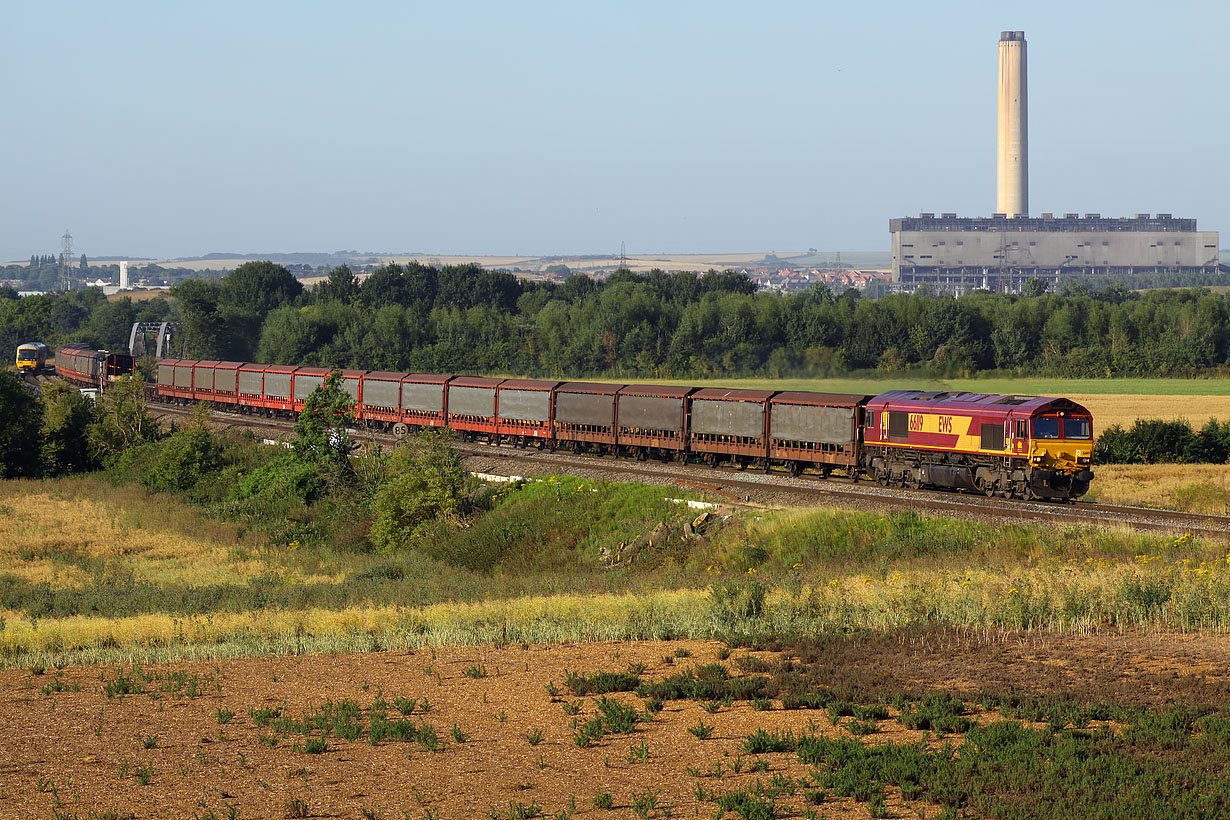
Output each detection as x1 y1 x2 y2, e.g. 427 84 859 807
119 261 129 290
997 30 1028 217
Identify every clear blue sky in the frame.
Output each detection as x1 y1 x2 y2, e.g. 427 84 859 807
4 0 1227 261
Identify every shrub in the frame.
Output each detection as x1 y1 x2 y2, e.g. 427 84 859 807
370 430 471 555
147 428 224 493
711 577 767 625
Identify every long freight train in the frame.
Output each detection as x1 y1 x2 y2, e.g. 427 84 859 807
51 347 1093 500
145 358 1094 500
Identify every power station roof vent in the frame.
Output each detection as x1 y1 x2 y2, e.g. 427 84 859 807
919 212 935 218
1084 213 1100 219
1041 212 1054 219
1064 213 1079 219
941 212 957 218
1135 213 1149 219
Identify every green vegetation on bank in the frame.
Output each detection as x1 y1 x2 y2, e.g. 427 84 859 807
4 418 1230 668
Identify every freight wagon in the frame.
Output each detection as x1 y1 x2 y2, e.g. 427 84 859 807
55 343 136 388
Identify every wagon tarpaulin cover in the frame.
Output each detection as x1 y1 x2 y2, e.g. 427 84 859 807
771 404 856 445
403 381 446 413
448 385 497 417
691 393 769 439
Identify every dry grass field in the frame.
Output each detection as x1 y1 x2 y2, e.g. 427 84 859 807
106 289 170 302
1068 393 1230 431
1089 463 1230 513
0 481 338 591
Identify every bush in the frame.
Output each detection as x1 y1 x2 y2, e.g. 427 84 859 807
1094 417 1230 466
147 428 224 493
370 430 471 554
711 577 767 626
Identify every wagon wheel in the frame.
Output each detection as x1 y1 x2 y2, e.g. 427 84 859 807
703 453 718 467
789 461 803 477
819 465 832 479
904 470 920 490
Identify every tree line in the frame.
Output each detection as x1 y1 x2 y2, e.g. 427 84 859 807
3 259 1230 380
176 262 1230 379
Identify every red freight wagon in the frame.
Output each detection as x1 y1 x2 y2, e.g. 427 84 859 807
769 392 868 476
259 364 298 413
496 379 559 444
172 359 197 398
446 376 503 439
191 360 223 401
616 384 696 458
156 358 183 400
291 367 331 410
235 364 266 412
689 388 774 466
210 362 244 406
358 371 406 427
337 369 364 407
554 382 622 452
398 373 451 429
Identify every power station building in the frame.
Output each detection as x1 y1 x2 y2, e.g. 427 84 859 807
891 213 1220 293
889 31 1221 294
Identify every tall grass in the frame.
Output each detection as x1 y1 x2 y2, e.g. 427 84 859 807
5 474 1230 669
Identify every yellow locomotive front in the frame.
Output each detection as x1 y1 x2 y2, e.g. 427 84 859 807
1026 405 1094 499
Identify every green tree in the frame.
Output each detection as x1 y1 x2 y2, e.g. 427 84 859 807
293 370 355 467
312 264 359 303
40 380 99 475
0 370 43 478
222 261 304 318
86 375 158 463
370 430 470 553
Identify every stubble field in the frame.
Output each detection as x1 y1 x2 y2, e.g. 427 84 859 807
8 632 1230 820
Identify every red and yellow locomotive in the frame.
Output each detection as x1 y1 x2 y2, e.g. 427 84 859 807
863 390 1094 500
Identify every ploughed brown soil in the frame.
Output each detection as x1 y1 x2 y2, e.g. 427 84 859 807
4 631 1230 820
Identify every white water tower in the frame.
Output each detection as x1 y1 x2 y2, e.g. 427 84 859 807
119 260 129 290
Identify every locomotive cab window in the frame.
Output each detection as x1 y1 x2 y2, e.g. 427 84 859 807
1014 420 1027 439
1063 417 1092 439
1033 417 1059 439
865 411 876 428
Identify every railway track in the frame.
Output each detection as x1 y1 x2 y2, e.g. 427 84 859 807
148 401 1230 541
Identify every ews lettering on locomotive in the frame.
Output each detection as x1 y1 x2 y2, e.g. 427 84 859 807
938 416 953 434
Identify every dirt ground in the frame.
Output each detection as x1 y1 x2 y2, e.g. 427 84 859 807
4 632 1230 820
